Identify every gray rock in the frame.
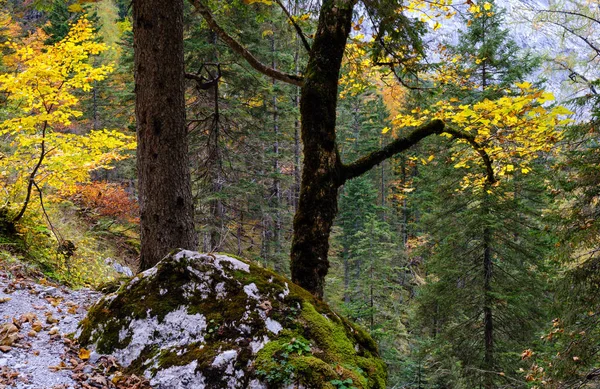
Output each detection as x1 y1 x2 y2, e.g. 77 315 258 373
78 250 387 389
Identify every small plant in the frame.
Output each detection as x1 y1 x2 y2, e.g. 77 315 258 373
284 338 311 356
205 319 220 339
255 338 312 385
330 378 358 389
256 359 295 385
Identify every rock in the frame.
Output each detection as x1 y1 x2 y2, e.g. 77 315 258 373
112 263 134 277
78 250 386 389
106 258 134 277
88 351 100 364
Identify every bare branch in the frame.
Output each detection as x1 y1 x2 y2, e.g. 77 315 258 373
189 0 304 86
273 0 311 53
185 63 222 90
544 20 600 56
537 9 600 25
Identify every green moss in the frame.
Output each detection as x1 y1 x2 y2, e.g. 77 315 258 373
78 251 387 388
300 301 355 362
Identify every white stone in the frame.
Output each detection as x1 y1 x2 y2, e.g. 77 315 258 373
278 282 290 300
248 379 267 389
214 254 250 273
113 307 207 367
243 283 260 300
250 335 269 354
149 361 206 389
211 349 238 368
265 318 283 335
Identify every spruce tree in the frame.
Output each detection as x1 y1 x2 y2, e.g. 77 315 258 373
408 2 553 387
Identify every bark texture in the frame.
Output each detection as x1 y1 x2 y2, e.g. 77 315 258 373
191 0 495 298
134 0 197 270
290 0 356 298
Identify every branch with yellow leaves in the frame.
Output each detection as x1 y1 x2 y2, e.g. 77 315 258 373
189 0 304 86
341 120 495 185
273 0 311 53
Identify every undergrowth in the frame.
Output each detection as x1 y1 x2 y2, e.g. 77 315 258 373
0 195 139 287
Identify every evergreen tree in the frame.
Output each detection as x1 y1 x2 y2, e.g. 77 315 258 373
406 2 554 387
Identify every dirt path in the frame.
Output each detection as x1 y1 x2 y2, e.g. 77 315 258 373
0 265 149 389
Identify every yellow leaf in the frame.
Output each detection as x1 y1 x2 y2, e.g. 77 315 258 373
78 348 91 360
483 2 492 10
244 0 273 4
67 3 84 12
382 126 391 134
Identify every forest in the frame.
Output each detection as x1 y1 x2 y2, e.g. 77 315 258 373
0 0 598 388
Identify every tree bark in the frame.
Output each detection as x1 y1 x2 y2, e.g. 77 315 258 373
134 0 197 270
290 0 356 297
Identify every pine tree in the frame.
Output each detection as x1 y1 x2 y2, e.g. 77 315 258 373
407 2 554 387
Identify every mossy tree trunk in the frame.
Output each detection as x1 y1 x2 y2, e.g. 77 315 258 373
193 0 495 298
134 0 197 270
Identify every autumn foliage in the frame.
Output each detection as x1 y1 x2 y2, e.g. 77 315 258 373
70 182 139 224
0 16 135 221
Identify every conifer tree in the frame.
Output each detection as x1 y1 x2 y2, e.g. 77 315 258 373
408 2 554 387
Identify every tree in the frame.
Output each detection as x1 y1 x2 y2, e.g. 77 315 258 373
192 0 506 297
0 17 134 225
133 0 197 270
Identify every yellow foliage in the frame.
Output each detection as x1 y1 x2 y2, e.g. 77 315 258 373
0 17 135 211
392 84 572 188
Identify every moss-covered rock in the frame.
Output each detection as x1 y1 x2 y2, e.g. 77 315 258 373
77 250 386 388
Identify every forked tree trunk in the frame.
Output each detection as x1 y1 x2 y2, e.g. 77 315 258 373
134 0 197 270
290 0 356 298
193 0 490 298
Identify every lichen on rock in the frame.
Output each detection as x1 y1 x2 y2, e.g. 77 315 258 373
77 250 386 389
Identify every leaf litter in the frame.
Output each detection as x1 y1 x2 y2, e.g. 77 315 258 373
0 263 151 389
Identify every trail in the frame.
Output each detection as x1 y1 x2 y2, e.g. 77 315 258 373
0 265 148 389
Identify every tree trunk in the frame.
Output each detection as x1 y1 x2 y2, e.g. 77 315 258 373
290 0 356 297
483 190 494 388
134 0 197 270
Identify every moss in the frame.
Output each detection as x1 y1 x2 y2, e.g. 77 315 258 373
290 355 338 387
300 301 356 363
78 251 387 388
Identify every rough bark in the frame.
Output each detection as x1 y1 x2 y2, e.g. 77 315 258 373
134 0 197 270
290 0 356 297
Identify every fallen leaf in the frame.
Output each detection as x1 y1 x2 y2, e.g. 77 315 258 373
0 345 11 352
32 320 43 332
78 348 91 360
0 323 19 346
0 297 11 303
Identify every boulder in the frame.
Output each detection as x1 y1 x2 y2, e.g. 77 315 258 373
77 250 386 389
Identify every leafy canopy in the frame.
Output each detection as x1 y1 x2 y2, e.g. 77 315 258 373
0 16 135 208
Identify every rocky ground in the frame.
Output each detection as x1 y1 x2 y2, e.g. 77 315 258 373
0 263 150 389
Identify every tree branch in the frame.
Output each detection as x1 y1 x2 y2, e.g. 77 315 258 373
274 0 311 53
537 9 600 25
190 0 304 86
443 127 496 185
13 121 49 223
342 119 445 182
341 120 496 185
185 63 222 90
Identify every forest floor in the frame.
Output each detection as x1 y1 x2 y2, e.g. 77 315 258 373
0 262 150 389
